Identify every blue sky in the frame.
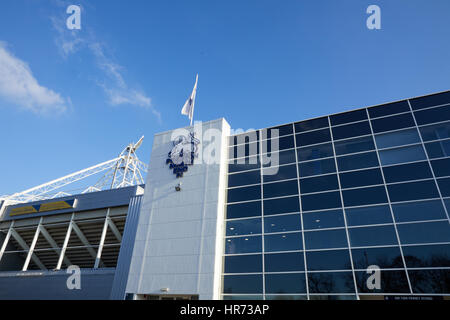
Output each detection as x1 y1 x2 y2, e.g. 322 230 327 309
0 0 449 195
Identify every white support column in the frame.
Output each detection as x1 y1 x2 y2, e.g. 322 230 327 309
23 217 43 271
0 221 14 264
56 213 74 270
10 229 46 270
94 209 110 269
107 218 122 243
72 221 102 266
40 225 72 267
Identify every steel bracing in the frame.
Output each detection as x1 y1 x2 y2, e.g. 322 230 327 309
0 137 147 205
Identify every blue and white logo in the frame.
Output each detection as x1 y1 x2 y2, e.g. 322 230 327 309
166 132 200 178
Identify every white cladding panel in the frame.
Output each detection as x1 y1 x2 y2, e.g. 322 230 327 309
126 118 230 299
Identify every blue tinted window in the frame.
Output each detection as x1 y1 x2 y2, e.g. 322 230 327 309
445 199 450 213
229 142 259 159
337 152 379 171
438 178 450 197
355 270 410 293
263 180 298 198
379 145 426 166
308 272 355 293
304 229 348 250
262 164 297 183
410 91 450 110
368 100 410 118
408 269 450 294
352 247 403 269
425 140 450 159
300 174 339 193
228 170 261 188
262 149 296 167
227 185 261 203
342 186 388 207
227 201 261 219
262 124 293 139
397 221 450 244
431 158 450 177
232 131 259 145
264 214 301 233
419 121 450 141
340 168 383 189
303 209 345 230
296 129 331 147
371 113 415 133
392 200 447 223
228 156 260 173
415 105 450 125
226 218 262 236
224 255 262 273
265 273 306 294
301 192 341 211
334 136 375 156
222 295 263 300
330 109 367 126
299 158 336 177
388 180 439 202
265 252 305 272
225 235 262 254
264 232 303 252
295 117 329 133
223 275 263 294
345 205 393 226
297 143 334 161
383 162 432 183
375 128 421 149
402 244 450 268
332 122 371 140
306 250 352 271
262 135 295 153
264 196 299 216
348 225 398 247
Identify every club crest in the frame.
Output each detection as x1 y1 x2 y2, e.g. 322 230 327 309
166 132 200 178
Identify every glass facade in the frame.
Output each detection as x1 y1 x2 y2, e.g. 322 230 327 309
223 91 450 300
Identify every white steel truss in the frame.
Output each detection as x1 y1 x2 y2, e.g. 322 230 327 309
0 137 147 205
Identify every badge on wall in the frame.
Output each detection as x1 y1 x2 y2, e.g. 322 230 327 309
166 132 200 178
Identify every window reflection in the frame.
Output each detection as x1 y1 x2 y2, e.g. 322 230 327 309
345 205 393 226
303 209 345 230
264 232 303 252
402 244 450 268
374 128 420 149
352 247 403 269
379 145 426 166
225 235 262 254
264 214 301 233
409 269 450 294
226 218 262 236
391 200 447 222
355 270 410 293
223 275 263 294
265 273 307 294
308 272 355 293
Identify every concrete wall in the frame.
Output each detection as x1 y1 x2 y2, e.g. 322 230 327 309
126 118 230 299
0 269 115 300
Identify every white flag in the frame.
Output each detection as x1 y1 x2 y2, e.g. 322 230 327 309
181 74 198 125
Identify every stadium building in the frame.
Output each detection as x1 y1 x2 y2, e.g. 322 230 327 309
0 90 450 300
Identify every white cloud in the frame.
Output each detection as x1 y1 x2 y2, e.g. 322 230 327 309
51 12 160 121
0 43 67 114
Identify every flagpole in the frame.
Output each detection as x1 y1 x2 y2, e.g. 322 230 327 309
190 74 198 127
